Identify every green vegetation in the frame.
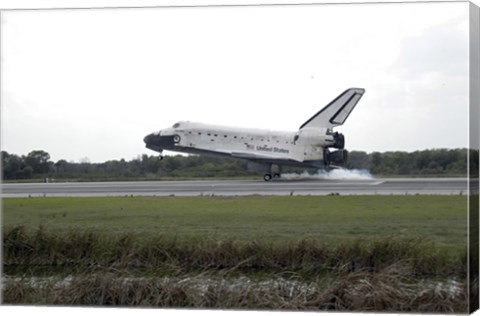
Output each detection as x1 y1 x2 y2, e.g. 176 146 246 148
2 195 471 311
2 148 476 181
2 195 467 248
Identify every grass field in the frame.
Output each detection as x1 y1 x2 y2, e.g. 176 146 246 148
2 195 468 248
2 195 472 311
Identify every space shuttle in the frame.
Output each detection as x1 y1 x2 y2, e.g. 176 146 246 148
144 88 365 181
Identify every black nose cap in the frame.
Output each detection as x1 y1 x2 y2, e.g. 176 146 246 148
144 132 175 151
143 133 153 144
144 133 162 152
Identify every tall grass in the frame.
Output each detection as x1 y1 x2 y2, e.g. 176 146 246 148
3 271 468 312
3 225 470 311
3 225 466 277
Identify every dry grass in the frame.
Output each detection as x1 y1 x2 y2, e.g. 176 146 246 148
3 269 468 312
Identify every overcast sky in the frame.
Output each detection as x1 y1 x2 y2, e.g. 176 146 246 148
1 1 472 162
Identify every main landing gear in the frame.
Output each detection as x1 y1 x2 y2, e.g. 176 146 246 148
263 173 281 182
263 164 282 181
247 162 282 182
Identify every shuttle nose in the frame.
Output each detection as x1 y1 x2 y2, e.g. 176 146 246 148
143 133 154 144
144 132 162 152
143 131 176 152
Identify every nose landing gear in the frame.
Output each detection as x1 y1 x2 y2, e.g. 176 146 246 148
157 150 164 161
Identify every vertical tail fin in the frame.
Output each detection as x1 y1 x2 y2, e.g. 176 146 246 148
299 88 365 129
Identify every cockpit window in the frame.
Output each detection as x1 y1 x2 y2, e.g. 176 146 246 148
172 123 180 128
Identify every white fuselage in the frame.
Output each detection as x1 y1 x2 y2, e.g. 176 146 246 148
149 121 337 168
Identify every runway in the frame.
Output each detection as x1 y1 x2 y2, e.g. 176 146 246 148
1 178 470 197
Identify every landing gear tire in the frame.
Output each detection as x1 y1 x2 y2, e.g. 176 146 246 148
158 155 164 160
273 173 281 179
263 174 273 182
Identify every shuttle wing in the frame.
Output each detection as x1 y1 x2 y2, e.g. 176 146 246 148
299 88 365 129
231 151 276 160
212 149 302 164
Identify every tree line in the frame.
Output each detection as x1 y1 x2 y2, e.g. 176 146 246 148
1 148 476 181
